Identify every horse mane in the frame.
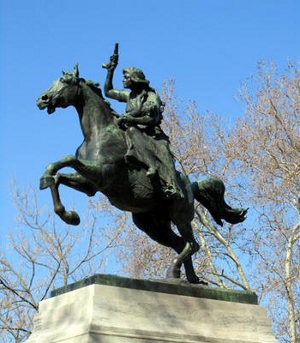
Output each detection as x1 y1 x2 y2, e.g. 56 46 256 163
84 79 119 118
65 71 119 118
85 80 103 98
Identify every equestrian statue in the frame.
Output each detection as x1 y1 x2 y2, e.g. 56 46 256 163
36 44 247 284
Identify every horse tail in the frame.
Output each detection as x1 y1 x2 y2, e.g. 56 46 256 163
191 177 248 226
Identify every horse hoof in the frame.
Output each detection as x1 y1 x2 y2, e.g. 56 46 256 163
62 211 80 226
40 176 55 190
191 241 200 253
166 264 181 279
187 275 208 285
198 280 208 285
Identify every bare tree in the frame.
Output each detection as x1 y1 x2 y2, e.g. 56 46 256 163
0 179 124 342
225 60 300 343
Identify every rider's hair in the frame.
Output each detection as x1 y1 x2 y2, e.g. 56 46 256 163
123 67 165 117
123 67 150 86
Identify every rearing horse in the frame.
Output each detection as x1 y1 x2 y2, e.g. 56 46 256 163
36 64 247 283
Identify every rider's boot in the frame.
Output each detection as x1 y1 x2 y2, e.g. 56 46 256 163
146 166 157 178
163 182 185 200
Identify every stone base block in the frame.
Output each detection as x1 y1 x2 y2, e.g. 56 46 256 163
26 274 277 343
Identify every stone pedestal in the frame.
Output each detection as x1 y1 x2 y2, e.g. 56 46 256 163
26 274 277 343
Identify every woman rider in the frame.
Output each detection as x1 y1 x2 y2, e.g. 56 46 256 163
103 57 183 200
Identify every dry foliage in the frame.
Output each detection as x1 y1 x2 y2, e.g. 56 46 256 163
225 60 300 343
0 179 124 342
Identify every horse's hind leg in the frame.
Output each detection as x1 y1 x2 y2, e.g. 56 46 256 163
168 222 206 284
132 213 200 283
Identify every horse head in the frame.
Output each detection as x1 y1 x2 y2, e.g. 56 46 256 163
37 64 82 114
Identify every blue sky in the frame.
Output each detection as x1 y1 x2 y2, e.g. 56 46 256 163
1 0 300 240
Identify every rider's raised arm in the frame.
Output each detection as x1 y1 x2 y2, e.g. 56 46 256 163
103 43 129 102
104 68 129 103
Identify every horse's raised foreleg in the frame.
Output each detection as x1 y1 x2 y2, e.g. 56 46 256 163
48 182 81 225
48 173 98 225
40 155 99 187
56 172 97 197
40 155 100 225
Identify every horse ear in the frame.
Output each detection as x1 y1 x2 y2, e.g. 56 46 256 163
73 63 79 77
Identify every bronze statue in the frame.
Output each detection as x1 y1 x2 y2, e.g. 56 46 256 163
36 45 247 284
